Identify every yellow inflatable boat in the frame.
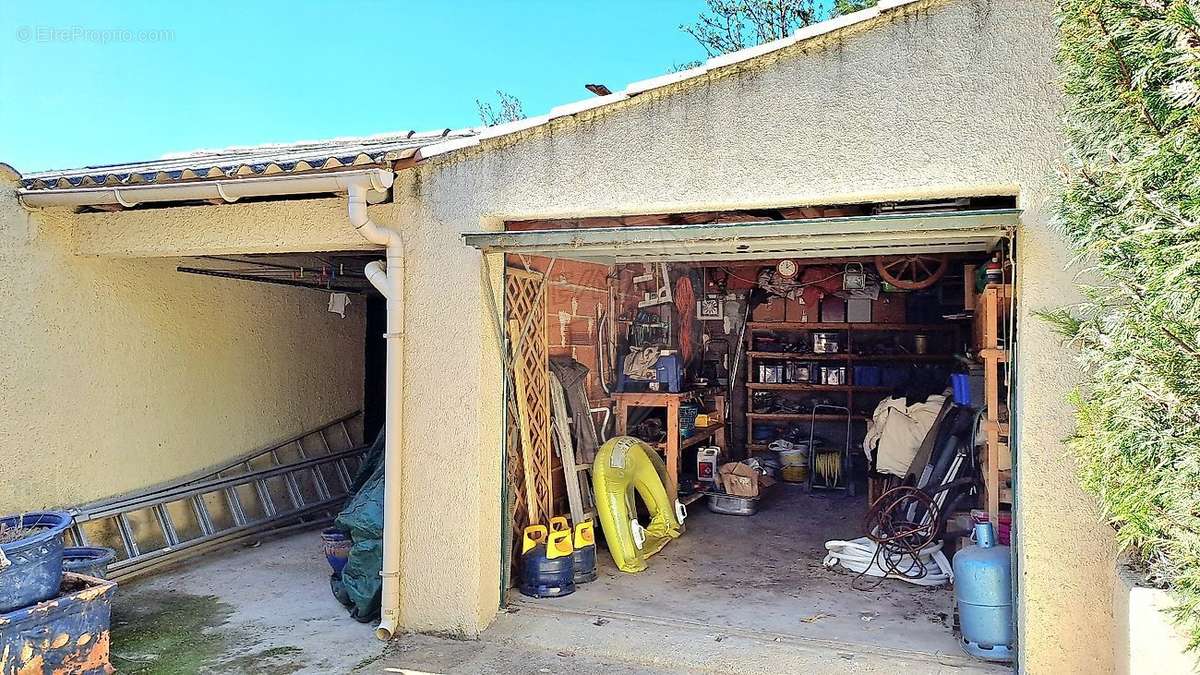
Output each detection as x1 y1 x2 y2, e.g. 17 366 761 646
591 436 684 573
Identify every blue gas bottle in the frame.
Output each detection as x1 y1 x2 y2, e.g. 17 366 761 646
953 522 1014 663
519 524 575 599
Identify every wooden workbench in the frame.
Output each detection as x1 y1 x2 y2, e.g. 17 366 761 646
613 389 727 505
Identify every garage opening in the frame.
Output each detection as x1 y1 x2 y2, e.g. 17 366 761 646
470 197 1018 662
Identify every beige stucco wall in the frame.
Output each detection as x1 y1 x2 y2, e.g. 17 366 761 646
0 0 1124 668
72 195 378 257
386 0 1114 668
0 174 366 512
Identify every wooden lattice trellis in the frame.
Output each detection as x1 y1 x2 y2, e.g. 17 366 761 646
505 268 553 530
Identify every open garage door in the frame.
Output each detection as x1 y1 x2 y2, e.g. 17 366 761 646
462 208 1019 263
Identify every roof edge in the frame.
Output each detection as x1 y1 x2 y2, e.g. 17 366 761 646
414 0 937 163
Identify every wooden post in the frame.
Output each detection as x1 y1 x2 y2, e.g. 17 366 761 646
964 264 978 311
665 397 681 502
511 319 542 526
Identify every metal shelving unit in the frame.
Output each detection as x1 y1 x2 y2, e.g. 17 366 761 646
745 320 960 456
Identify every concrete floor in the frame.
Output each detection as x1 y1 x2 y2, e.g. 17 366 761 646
109 487 1005 674
521 483 965 656
110 532 383 674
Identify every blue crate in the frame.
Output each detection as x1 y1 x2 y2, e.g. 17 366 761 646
854 366 881 387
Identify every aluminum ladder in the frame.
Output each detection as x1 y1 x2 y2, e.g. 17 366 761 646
67 412 372 580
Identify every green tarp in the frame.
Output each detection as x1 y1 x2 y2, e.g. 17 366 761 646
330 429 385 622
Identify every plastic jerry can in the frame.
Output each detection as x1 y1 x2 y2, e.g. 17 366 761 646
696 447 720 485
953 522 1013 663
519 524 576 598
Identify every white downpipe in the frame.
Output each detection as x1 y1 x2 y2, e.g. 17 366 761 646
363 260 390 298
348 183 405 641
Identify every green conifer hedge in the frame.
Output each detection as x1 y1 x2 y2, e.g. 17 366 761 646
1050 0 1200 648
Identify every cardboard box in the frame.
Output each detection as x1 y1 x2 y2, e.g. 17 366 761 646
873 294 907 323
753 297 787 322
847 297 872 323
819 297 846 322
784 297 812 322
717 462 775 498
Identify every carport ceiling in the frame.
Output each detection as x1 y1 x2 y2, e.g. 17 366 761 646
177 252 384 293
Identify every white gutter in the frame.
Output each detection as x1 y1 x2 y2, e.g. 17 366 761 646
17 166 407 641
16 169 393 208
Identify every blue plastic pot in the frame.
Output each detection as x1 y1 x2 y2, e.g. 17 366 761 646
321 528 352 574
0 511 72 613
62 547 118 580
0 572 117 673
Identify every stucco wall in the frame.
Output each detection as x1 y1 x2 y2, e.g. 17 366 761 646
48 181 506 636
0 175 366 512
388 0 1115 669
72 195 378 257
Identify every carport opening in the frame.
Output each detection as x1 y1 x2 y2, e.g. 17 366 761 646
175 251 388 440
488 197 1018 660
67 250 387 627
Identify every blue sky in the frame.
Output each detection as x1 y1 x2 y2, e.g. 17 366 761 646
0 1 732 172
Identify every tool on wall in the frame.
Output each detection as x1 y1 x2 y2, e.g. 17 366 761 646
726 285 771 421
636 263 673 308
874 254 949 290
842 263 867 291
628 310 669 347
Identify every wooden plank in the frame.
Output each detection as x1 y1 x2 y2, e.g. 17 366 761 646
747 352 956 361
986 424 1000 524
511 319 543 525
748 413 868 421
505 266 554 526
665 398 681 503
549 372 589 524
977 283 1012 525
746 383 891 392
680 423 725 450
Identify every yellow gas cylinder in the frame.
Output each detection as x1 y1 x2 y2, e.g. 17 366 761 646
571 520 598 583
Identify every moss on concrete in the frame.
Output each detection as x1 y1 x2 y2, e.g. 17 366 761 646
109 590 307 674
110 591 233 674
222 645 304 674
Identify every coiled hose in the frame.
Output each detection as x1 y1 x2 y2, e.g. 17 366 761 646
824 486 954 589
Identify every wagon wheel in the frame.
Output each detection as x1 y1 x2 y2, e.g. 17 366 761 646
874 254 949 290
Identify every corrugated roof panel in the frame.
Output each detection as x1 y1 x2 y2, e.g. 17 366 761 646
20 127 481 191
